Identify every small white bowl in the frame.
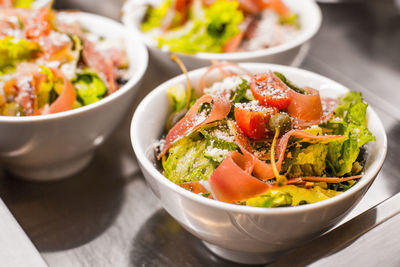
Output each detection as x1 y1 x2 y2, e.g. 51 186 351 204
122 0 322 71
131 63 387 264
0 12 148 181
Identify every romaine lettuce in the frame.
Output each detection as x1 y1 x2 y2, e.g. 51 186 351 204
0 37 41 73
245 185 341 207
158 0 243 53
163 136 216 183
141 0 172 32
73 70 107 106
323 92 375 176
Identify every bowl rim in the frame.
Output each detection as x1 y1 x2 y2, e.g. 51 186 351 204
0 11 149 123
122 0 322 61
131 62 388 215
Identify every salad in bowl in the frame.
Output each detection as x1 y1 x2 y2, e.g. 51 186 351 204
131 62 386 263
0 5 129 116
155 61 375 207
0 4 148 181
139 0 300 54
123 0 321 70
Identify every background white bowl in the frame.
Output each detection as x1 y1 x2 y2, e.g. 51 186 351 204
122 0 322 72
131 63 387 264
0 12 148 181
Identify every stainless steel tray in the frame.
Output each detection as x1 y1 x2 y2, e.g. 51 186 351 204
1 0 399 266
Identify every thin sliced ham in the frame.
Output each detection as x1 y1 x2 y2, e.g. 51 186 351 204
209 151 272 203
287 86 323 121
48 68 76 114
157 94 231 159
293 98 338 129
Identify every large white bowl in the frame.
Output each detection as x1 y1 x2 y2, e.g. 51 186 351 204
131 63 387 264
0 12 148 181
122 0 322 71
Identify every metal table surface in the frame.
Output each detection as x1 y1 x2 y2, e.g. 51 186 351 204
1 0 400 266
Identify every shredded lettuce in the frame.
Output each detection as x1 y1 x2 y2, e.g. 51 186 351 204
73 70 107 106
141 0 172 32
167 83 187 112
157 0 243 54
0 37 41 73
13 0 35 8
284 143 329 178
37 66 54 109
163 136 217 183
245 185 341 207
279 14 300 29
323 92 375 176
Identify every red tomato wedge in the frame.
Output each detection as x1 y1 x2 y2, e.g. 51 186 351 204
250 72 291 110
158 94 231 160
222 32 244 53
209 151 272 203
48 68 76 114
24 7 52 39
234 103 277 140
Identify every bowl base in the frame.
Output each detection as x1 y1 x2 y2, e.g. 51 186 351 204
202 241 280 265
7 153 93 182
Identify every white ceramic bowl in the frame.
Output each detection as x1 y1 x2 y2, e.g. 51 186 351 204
131 63 387 264
122 0 322 72
0 12 148 181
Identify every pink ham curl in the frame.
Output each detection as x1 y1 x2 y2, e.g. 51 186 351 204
157 94 231 160
209 151 272 203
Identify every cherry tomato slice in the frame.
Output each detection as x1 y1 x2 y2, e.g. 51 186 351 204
234 103 277 140
250 73 291 110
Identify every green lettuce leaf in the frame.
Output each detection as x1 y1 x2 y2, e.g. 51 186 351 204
13 0 35 8
323 92 375 176
158 0 243 53
141 0 172 32
0 37 41 73
73 70 107 106
163 136 217 183
284 143 329 178
245 185 341 207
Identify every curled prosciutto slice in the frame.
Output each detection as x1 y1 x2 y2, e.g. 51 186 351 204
293 98 338 129
209 151 272 203
157 94 231 159
47 68 76 114
287 86 323 121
